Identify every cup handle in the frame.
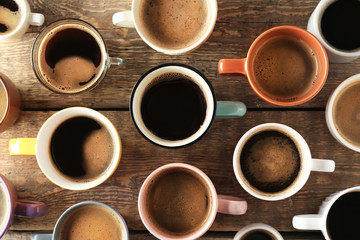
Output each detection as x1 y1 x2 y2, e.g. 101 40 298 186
217 195 247 215
107 56 126 67
29 13 45 26
9 138 36 156
15 200 46 217
218 59 247 76
112 11 135 28
311 158 335 172
292 214 322 230
31 233 53 240
215 101 247 119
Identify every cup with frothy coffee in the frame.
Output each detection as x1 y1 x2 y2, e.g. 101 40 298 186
31 19 125 94
9 107 122 190
0 0 44 41
0 174 46 238
112 0 217 55
233 123 335 201
326 73 360 152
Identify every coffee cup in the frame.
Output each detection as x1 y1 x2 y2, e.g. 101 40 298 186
31 19 125 94
112 0 217 55
0 174 46 238
0 0 44 41
31 201 129 240
0 72 21 133
233 123 335 201
138 163 247 240
130 63 246 148
326 73 360 152
218 26 329 106
9 107 122 190
307 0 360 63
293 186 360 240
233 223 284 240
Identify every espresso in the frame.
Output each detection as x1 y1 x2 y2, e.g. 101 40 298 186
59 204 124 240
38 26 103 93
253 35 317 100
146 170 211 235
141 73 207 141
333 82 360 147
326 192 360 240
0 0 21 35
139 0 209 50
321 0 360 51
0 184 8 230
50 117 114 182
240 131 301 193
242 230 275 240
0 81 7 120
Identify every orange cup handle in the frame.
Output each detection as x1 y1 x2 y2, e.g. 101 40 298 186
218 58 247 76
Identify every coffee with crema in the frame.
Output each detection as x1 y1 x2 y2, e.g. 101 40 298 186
240 131 301 193
146 170 211 235
0 0 21 35
139 0 209 50
333 81 360 147
59 204 124 240
253 35 318 100
0 184 9 231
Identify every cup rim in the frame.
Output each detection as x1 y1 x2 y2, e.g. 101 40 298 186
233 123 312 201
130 0 218 55
233 223 284 240
138 163 218 240
35 107 122 190
325 73 360 152
129 63 216 148
0 175 13 239
0 75 10 125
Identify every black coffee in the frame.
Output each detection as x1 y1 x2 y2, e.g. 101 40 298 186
50 117 114 182
240 131 301 193
242 230 274 240
321 0 360 51
326 192 360 240
140 73 207 141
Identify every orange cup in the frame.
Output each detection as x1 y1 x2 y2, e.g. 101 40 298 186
218 26 329 106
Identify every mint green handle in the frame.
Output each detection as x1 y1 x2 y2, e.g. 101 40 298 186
216 101 246 119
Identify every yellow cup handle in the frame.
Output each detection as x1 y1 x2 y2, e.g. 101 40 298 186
9 138 37 155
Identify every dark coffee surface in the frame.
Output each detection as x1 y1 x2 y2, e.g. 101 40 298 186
242 230 274 240
147 170 210 235
253 35 317 100
321 0 360 51
141 73 207 141
326 192 360 240
139 0 209 50
240 131 300 193
334 82 360 147
50 117 113 181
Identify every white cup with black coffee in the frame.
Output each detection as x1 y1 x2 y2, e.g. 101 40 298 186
0 0 44 41
233 123 335 201
307 0 360 63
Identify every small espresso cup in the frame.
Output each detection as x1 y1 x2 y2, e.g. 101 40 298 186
293 186 360 240
233 223 284 240
112 0 217 55
0 174 46 238
0 0 44 41
326 73 360 152
130 63 246 148
138 163 247 240
219 26 329 106
31 19 125 94
0 72 21 133
307 0 360 63
233 123 335 201
9 107 122 190
31 201 129 240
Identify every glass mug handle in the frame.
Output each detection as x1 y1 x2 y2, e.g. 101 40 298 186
216 101 247 119
9 138 36 155
112 11 135 28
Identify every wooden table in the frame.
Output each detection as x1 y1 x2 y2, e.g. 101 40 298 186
0 0 359 239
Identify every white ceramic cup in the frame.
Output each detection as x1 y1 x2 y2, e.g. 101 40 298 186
307 0 360 63
9 107 122 190
233 123 335 201
0 0 44 41
293 186 360 240
234 223 284 240
112 0 217 55
326 73 360 152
